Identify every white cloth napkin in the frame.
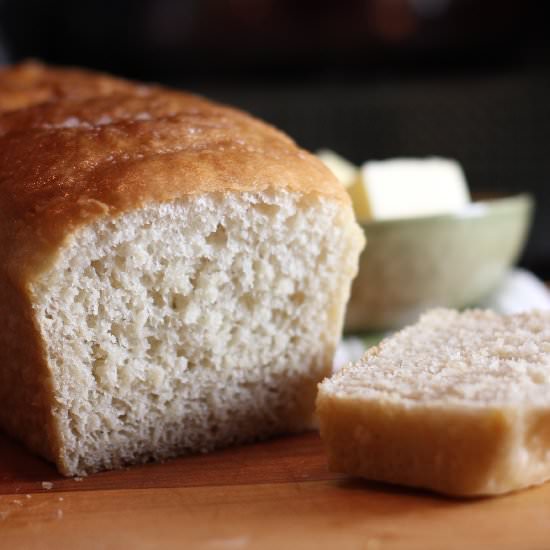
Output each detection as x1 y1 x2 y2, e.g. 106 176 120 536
476 268 550 314
335 269 550 371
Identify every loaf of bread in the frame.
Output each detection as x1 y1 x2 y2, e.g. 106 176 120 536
0 62 365 476
317 308 550 496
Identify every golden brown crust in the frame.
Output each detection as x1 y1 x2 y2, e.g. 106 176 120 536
0 60 138 112
0 61 348 283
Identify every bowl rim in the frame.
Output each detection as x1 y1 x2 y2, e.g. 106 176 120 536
358 193 534 229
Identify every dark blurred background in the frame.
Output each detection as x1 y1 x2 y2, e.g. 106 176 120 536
0 0 548 276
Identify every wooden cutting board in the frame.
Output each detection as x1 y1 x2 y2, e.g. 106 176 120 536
2 431 550 549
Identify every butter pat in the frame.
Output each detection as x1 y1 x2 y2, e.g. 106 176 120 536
316 149 359 188
316 152 470 223
353 157 470 221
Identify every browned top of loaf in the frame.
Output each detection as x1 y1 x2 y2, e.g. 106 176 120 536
0 61 347 283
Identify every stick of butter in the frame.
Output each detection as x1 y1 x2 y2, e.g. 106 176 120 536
352 157 471 221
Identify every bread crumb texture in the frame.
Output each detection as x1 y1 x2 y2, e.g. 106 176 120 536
32 191 360 475
317 309 550 496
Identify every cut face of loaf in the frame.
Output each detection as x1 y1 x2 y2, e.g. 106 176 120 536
14 191 357 475
317 309 550 496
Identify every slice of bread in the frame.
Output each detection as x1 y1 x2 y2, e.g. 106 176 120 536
317 308 550 496
0 62 365 476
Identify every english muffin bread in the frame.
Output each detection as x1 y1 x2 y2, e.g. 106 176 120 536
0 62 365 475
317 309 550 496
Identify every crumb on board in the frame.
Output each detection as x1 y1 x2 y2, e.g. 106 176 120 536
41 481 54 490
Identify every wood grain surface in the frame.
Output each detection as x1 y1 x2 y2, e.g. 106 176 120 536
2 430 550 550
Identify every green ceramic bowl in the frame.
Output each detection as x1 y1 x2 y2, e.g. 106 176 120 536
344 194 534 332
